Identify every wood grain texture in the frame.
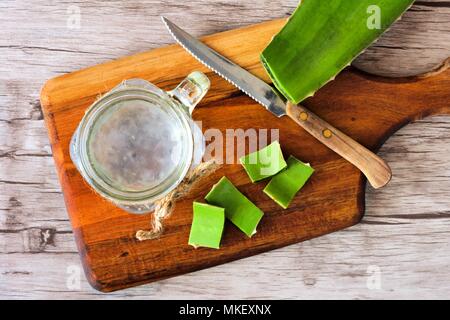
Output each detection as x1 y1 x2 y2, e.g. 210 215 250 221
39 19 362 292
286 103 392 189
40 18 450 291
1 0 450 299
353 0 450 77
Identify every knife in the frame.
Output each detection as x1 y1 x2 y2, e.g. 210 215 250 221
162 17 392 189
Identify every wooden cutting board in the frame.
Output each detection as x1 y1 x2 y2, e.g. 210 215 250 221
40 18 450 292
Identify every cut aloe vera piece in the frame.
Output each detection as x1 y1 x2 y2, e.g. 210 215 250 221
188 202 225 249
205 177 264 237
261 0 415 103
239 141 287 182
264 156 314 209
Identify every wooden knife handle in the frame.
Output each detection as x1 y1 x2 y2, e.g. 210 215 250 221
286 102 392 189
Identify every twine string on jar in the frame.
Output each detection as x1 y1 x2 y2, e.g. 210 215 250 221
136 160 220 241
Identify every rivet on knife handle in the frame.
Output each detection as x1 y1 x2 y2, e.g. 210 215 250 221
286 102 392 189
162 17 392 189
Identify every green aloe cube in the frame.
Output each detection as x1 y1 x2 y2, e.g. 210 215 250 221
188 202 225 249
205 177 264 237
264 156 314 209
240 141 287 182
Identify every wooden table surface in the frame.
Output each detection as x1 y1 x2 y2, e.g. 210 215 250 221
1 0 449 299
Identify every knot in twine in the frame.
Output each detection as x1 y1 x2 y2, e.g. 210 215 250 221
136 160 220 241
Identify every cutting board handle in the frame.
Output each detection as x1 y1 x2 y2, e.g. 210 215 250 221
286 102 392 189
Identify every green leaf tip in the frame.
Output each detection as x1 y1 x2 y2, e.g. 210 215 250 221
239 140 287 182
263 156 314 209
188 202 225 249
205 176 264 237
261 0 415 104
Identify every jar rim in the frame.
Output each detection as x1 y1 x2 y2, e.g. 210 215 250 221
74 83 194 206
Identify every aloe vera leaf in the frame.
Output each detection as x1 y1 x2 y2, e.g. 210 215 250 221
205 177 264 237
239 141 287 182
261 0 415 103
263 156 314 209
188 202 225 249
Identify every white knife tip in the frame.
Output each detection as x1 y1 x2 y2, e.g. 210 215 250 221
160 16 171 27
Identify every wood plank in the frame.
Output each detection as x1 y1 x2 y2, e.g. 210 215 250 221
3 203 450 299
40 16 450 291
1 0 449 298
354 0 450 77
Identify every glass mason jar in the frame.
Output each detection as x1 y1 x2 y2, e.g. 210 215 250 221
70 71 210 214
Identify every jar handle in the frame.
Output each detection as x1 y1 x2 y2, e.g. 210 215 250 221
168 71 210 115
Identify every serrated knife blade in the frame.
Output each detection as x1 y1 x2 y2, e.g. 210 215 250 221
162 16 286 117
161 16 392 189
